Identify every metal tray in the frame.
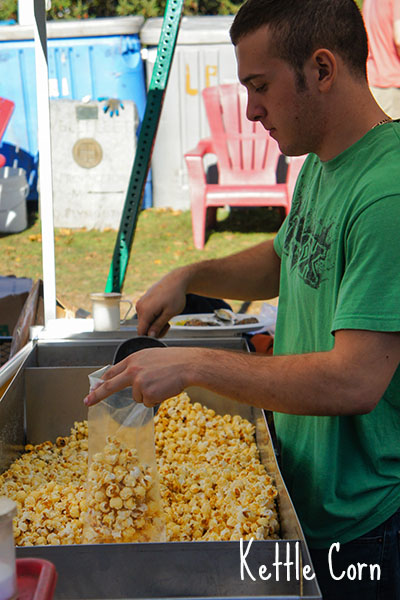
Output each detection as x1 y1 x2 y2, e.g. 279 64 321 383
0 337 321 599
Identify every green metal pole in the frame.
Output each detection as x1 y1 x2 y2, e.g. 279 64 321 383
105 0 184 293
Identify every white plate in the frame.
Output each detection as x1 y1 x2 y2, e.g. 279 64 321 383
168 313 267 335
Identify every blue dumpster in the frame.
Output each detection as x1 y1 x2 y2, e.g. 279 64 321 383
0 16 152 208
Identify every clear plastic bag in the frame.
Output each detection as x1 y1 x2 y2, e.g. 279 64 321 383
83 366 166 544
259 302 278 335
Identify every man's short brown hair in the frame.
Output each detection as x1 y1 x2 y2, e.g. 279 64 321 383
230 0 368 84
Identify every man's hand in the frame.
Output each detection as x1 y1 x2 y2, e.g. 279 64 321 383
135 269 190 337
83 347 198 408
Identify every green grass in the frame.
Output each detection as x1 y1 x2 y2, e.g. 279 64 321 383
0 205 282 313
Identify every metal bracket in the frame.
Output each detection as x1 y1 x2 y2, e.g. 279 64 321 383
105 0 184 293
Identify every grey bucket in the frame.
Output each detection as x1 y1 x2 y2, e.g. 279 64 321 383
0 167 29 233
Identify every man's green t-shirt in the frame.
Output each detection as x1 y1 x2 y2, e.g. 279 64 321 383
273 121 400 549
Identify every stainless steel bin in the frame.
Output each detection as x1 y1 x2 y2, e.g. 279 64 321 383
0 337 321 599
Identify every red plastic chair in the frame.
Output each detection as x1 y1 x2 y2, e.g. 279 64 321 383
184 83 305 249
0 98 15 168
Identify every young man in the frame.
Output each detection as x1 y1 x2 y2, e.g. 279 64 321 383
85 1 400 597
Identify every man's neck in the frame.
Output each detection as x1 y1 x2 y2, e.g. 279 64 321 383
316 85 390 161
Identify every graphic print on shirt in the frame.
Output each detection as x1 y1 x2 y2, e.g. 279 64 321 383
283 189 335 290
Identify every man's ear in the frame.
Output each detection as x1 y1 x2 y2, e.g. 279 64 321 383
310 49 337 90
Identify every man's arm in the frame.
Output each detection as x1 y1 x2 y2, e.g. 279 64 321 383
84 328 400 416
136 238 280 337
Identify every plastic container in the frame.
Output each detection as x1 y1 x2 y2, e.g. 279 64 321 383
0 497 17 600
0 16 150 206
0 167 28 233
140 15 237 210
16 558 57 599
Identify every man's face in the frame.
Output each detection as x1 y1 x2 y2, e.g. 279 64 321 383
235 25 324 156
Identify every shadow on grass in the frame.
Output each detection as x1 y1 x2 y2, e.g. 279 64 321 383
27 206 39 229
212 206 284 235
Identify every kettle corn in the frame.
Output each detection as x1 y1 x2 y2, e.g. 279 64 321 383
0 392 279 545
84 436 165 543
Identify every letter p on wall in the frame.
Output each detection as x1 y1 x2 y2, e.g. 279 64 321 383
205 65 218 87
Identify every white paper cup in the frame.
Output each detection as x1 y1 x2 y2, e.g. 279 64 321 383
90 293 133 331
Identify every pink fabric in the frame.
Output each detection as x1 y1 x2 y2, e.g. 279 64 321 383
363 0 400 87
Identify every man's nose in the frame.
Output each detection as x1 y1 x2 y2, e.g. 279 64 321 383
246 95 265 122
